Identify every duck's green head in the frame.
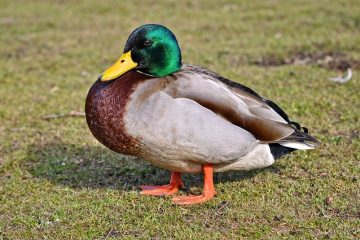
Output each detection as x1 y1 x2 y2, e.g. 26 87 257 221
101 24 182 81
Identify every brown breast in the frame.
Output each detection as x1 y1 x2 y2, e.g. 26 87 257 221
85 70 150 155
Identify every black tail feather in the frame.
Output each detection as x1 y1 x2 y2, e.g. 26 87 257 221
269 143 296 159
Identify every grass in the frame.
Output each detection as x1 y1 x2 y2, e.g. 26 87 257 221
0 0 359 239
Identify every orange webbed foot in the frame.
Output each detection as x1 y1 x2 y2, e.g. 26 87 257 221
140 172 183 196
172 164 216 205
140 184 180 196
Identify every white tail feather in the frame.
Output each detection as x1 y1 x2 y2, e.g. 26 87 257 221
280 142 315 150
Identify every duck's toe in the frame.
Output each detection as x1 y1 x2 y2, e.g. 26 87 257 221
140 184 180 196
140 171 183 196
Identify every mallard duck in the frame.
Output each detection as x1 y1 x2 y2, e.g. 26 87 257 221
85 24 318 205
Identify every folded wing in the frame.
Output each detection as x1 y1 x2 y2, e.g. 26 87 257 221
167 65 318 148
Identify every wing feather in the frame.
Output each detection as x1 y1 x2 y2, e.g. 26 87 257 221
167 64 318 146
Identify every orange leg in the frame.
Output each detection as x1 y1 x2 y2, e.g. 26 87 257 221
172 164 216 205
140 171 184 196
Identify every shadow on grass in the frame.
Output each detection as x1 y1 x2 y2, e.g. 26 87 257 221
25 141 281 192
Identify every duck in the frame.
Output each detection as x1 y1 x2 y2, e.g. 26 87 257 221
85 24 318 205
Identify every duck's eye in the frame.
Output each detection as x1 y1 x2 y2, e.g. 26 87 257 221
144 40 152 46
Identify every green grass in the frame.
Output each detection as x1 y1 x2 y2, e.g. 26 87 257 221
1 0 359 239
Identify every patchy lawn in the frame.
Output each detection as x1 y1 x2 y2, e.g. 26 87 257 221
0 0 359 239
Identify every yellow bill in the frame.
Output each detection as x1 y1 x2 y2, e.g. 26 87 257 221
101 51 138 81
